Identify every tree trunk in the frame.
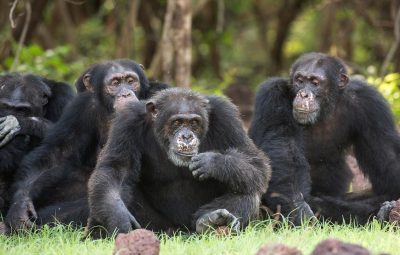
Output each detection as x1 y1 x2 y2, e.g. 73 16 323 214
115 0 141 58
270 0 309 72
150 0 192 88
319 1 337 52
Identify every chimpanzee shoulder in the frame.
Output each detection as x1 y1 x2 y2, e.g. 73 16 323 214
200 95 248 150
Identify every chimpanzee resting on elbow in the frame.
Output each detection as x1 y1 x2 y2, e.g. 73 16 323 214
0 74 74 215
249 52 400 224
5 60 163 232
86 88 270 238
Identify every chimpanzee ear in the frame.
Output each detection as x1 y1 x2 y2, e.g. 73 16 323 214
139 64 145 70
146 101 158 120
83 74 94 92
339 73 349 89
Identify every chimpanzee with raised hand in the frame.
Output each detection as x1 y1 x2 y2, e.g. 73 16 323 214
249 52 400 224
86 88 271 238
5 60 164 232
0 74 74 215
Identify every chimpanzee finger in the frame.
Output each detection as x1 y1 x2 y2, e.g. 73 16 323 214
128 212 141 229
198 173 209 181
0 122 8 132
190 154 203 162
0 128 19 147
189 160 203 171
192 169 205 179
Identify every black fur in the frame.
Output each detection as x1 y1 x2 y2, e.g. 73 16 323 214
249 52 400 224
0 74 74 215
5 60 164 232
87 88 270 237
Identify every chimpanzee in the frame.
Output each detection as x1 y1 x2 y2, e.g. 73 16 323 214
86 88 270 238
0 74 74 215
249 52 400 224
5 59 163 232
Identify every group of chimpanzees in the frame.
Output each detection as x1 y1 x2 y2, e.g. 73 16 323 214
0 53 399 238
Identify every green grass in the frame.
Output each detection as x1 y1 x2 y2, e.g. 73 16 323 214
0 220 399 255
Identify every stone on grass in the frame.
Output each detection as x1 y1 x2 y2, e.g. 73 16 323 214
311 239 370 255
113 229 160 255
255 243 302 255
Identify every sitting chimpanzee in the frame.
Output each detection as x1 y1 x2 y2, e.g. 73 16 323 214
249 52 400 224
86 88 270 238
5 60 164 232
0 74 74 215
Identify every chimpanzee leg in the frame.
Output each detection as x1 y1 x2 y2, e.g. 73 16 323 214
36 198 89 227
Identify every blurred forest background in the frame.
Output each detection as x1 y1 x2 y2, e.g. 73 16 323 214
0 0 400 125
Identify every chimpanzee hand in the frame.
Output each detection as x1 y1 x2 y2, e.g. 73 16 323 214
189 152 221 181
377 200 397 222
291 193 315 225
0 115 20 147
86 204 141 239
6 198 37 231
195 209 240 234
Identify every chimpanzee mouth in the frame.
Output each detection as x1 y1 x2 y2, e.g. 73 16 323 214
294 108 317 113
174 151 197 157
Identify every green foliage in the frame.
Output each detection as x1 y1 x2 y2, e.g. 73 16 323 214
191 68 237 96
2 44 84 85
368 72 400 123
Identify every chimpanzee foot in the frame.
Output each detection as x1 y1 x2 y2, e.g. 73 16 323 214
377 201 397 222
195 209 240 234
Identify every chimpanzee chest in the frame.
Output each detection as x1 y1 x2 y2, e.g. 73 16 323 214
303 115 351 162
140 153 225 225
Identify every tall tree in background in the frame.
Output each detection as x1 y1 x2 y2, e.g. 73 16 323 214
150 0 192 88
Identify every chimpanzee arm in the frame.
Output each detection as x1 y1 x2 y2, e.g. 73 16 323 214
0 115 51 148
189 95 270 196
17 117 51 137
351 80 400 198
248 78 313 219
6 94 98 229
88 101 147 235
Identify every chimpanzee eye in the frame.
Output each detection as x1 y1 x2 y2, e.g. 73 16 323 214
296 76 303 83
190 119 199 126
173 120 181 126
127 77 137 84
311 78 319 86
111 79 119 86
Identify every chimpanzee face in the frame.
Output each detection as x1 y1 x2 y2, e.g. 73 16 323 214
147 88 209 167
0 74 51 118
78 60 149 112
103 65 140 111
290 53 349 125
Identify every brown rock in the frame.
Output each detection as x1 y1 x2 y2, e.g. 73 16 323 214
388 199 400 225
311 239 370 255
113 229 160 255
255 243 302 255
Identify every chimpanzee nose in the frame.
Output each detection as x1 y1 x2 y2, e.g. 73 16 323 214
182 133 193 141
119 88 134 98
300 91 308 98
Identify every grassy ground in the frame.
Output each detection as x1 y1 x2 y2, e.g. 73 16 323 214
0 220 399 255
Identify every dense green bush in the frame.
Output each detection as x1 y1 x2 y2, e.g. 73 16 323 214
2 44 84 85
